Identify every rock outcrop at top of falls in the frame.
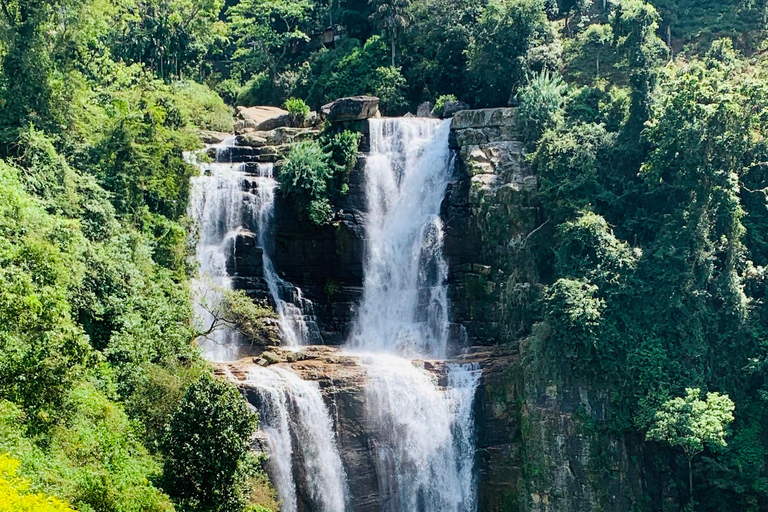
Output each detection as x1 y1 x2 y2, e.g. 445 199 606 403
321 95 381 122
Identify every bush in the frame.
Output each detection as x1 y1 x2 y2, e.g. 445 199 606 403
517 70 567 144
161 373 258 512
280 132 361 226
433 94 458 117
371 66 409 116
0 454 75 512
172 81 234 133
284 97 311 122
323 129 361 195
279 140 334 226
236 73 273 107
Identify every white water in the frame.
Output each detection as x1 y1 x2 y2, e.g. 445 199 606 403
251 164 319 348
188 138 317 361
244 366 348 512
188 137 252 361
350 119 453 359
190 121 481 512
349 118 480 512
363 356 481 512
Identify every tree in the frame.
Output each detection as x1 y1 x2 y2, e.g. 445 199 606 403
161 373 259 512
610 0 665 149
196 283 278 346
647 388 735 509
467 0 550 107
228 0 313 80
369 0 412 67
110 0 227 81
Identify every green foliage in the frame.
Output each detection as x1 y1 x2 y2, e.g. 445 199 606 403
197 284 278 345
284 97 311 121
0 454 76 512
369 0 413 67
110 0 227 81
279 130 360 226
648 388 735 460
517 70 567 144
433 94 458 117
280 140 334 225
228 0 313 79
648 388 735 505
161 373 258 512
302 37 391 109
371 66 409 115
467 0 551 107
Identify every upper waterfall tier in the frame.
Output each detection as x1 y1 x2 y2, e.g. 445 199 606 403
349 118 454 359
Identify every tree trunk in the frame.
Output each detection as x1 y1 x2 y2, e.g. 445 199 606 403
688 456 694 510
390 30 396 67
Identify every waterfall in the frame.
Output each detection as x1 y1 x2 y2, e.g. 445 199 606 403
350 118 481 512
350 119 453 359
188 138 318 361
244 366 348 512
363 356 481 512
251 164 320 348
188 137 251 361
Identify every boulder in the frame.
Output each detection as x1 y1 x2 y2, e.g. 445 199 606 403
236 106 289 129
321 96 380 122
199 130 231 144
417 101 435 118
441 100 470 118
260 351 281 364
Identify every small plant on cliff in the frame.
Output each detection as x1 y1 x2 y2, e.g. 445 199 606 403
433 94 457 117
284 97 311 123
323 129 361 196
281 132 360 226
280 140 334 225
161 373 259 512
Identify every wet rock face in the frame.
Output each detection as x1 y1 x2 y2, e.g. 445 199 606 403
443 107 542 347
269 156 367 345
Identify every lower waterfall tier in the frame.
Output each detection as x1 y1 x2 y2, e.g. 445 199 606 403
217 346 499 512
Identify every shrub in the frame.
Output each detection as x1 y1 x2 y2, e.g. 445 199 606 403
323 129 361 195
433 94 458 117
517 70 566 144
161 373 258 512
371 66 409 116
236 73 273 106
0 454 75 512
284 97 311 122
279 140 334 226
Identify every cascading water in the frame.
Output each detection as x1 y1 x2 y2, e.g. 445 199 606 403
188 138 318 361
251 164 321 347
350 119 452 358
188 137 252 361
351 118 481 512
190 120 480 512
243 366 348 512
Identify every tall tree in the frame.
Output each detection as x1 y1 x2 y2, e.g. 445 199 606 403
369 0 412 67
161 373 258 512
467 0 550 107
228 0 313 80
